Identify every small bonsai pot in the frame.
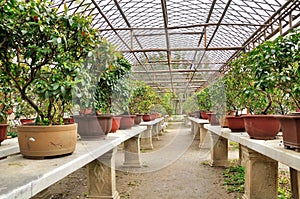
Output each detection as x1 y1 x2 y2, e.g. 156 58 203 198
134 114 143 125
207 112 219 125
200 111 209 119
241 115 280 140
110 116 121 133
226 116 245 132
143 114 152 122
120 115 136 130
275 114 300 151
0 124 8 145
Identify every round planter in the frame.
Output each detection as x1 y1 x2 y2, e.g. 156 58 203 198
120 115 136 130
0 124 8 145
74 115 112 139
200 111 209 119
226 116 245 132
110 116 121 133
17 123 77 158
143 114 152 122
241 115 280 140
275 114 300 151
134 114 143 125
20 118 35 125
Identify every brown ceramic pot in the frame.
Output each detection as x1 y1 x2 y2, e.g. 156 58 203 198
275 114 300 151
17 123 77 158
143 114 152 122
0 123 8 145
110 116 121 133
134 114 143 125
207 113 219 125
120 115 136 130
226 116 245 132
241 115 280 140
74 114 112 139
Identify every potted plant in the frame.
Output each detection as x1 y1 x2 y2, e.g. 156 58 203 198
0 74 12 145
128 81 158 122
195 88 211 119
0 0 101 157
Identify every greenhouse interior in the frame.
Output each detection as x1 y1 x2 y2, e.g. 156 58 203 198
0 0 300 199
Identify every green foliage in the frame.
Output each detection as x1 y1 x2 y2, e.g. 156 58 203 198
160 92 175 115
182 94 198 114
129 81 159 114
195 88 211 111
0 73 12 123
0 0 102 124
223 165 245 193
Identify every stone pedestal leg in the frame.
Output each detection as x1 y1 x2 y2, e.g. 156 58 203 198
123 134 142 168
152 123 160 141
190 121 194 135
140 126 153 150
193 123 200 140
31 188 51 199
199 124 210 148
209 132 228 167
290 167 300 199
241 146 278 199
87 148 119 199
158 120 164 136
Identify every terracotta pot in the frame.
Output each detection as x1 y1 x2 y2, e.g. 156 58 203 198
120 115 136 130
110 116 121 133
143 114 152 122
241 115 280 140
74 115 112 139
219 115 228 128
134 114 143 125
200 111 209 119
17 123 77 158
0 123 8 145
275 114 300 151
20 118 35 124
226 116 245 132
207 113 219 125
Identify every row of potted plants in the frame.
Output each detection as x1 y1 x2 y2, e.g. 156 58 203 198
189 27 300 151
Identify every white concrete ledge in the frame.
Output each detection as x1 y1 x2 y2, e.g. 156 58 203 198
205 124 300 171
0 138 19 159
0 126 146 199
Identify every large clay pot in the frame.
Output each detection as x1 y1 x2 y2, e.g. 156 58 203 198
120 115 136 130
17 123 77 158
74 115 112 139
0 123 8 145
241 115 280 140
275 114 300 151
226 116 245 132
110 116 121 133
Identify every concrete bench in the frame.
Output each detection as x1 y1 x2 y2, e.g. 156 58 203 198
0 125 146 199
188 117 209 148
140 117 165 150
204 124 300 199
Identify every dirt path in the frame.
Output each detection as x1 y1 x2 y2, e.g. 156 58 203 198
49 122 241 199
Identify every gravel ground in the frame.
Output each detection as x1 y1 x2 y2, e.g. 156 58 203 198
48 122 241 199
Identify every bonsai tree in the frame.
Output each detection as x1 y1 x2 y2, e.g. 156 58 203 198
0 0 102 125
195 88 211 112
129 81 159 114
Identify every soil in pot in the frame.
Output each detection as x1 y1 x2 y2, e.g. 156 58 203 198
0 124 8 145
226 116 245 132
275 114 300 152
241 115 280 140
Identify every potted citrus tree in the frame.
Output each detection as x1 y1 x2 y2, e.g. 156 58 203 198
195 88 211 119
0 0 101 157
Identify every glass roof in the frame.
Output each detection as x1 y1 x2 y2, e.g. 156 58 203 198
51 0 300 96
